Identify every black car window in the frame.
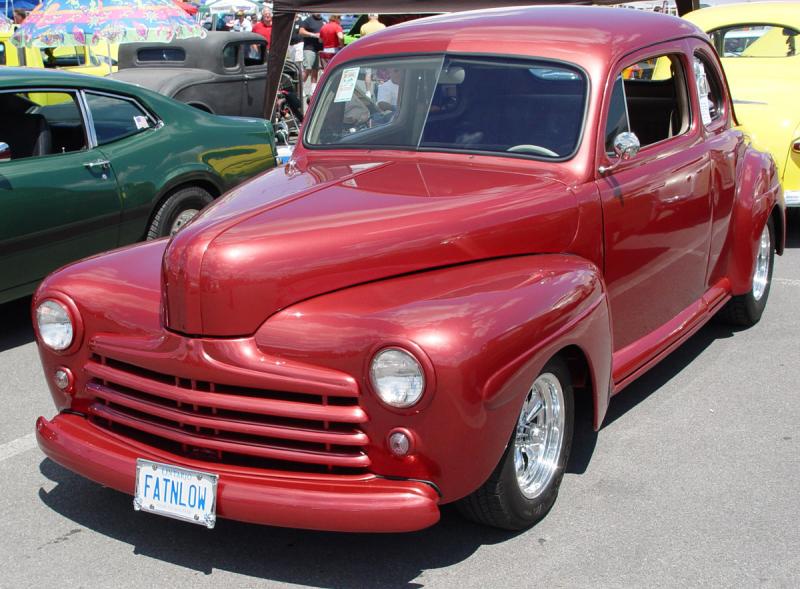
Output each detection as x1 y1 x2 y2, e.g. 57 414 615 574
0 43 5 66
137 47 186 62
85 93 154 146
708 24 800 57
616 54 690 148
223 43 239 68
0 91 87 160
244 42 266 67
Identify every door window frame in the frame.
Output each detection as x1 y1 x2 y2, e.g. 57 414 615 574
596 40 700 177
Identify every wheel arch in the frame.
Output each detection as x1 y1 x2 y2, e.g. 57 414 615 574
728 146 784 295
143 174 223 240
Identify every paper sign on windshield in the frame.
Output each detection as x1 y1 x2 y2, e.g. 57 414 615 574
334 67 360 103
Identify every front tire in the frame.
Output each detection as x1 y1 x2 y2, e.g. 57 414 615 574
719 217 774 327
457 356 574 530
147 186 214 240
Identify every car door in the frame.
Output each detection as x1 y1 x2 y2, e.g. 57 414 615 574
210 41 247 115
81 90 163 246
595 45 714 361
0 89 121 301
242 40 267 116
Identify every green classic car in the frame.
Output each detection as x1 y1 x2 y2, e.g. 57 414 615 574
0 67 276 305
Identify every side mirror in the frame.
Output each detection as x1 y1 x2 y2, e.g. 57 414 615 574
0 142 10 162
599 132 640 175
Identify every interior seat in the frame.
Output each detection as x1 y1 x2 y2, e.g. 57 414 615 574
0 113 53 159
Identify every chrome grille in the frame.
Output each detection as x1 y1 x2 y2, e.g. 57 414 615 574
85 355 370 474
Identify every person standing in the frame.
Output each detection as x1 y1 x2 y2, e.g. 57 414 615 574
360 14 385 36
231 11 252 33
319 14 344 66
252 7 272 46
299 13 325 96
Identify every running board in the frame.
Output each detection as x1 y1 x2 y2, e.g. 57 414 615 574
611 278 731 394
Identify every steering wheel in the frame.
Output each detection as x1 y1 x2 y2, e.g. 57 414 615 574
507 144 559 157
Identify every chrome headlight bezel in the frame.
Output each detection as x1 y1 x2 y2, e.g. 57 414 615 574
35 297 79 353
369 347 427 409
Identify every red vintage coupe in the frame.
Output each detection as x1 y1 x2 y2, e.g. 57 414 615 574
33 6 784 533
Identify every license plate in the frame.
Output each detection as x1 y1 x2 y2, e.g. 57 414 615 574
133 459 218 528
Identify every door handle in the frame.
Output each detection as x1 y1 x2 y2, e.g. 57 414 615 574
84 159 111 170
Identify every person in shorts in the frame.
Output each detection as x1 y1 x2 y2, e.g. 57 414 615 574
299 13 325 96
319 14 344 67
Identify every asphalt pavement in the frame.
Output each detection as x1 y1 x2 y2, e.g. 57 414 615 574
0 222 798 588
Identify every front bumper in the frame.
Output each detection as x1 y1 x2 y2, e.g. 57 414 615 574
784 190 800 207
36 413 440 533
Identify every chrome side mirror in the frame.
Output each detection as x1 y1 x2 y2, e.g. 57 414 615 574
599 132 640 175
0 142 9 162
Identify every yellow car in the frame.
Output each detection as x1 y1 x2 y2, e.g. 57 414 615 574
686 2 800 207
0 30 114 77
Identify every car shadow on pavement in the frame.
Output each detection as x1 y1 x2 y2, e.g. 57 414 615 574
0 296 34 352
567 320 735 475
785 209 800 248
37 458 520 587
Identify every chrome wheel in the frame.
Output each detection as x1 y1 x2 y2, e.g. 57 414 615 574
752 223 771 301
514 372 565 499
170 209 199 235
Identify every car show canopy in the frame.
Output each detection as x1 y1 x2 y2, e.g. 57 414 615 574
264 0 700 119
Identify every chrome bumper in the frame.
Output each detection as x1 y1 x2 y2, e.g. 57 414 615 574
785 190 800 207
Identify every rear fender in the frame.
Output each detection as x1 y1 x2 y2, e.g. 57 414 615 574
728 147 783 295
255 254 612 502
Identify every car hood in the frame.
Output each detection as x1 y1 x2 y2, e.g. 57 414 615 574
163 157 579 336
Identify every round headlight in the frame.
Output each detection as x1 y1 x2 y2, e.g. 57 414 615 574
369 348 425 408
36 300 74 351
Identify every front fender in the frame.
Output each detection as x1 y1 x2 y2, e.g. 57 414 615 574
255 255 612 503
728 146 783 295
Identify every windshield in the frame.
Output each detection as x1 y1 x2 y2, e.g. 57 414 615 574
305 55 587 160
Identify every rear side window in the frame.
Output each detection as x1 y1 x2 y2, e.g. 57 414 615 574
85 93 154 145
693 55 724 126
244 43 266 67
708 24 800 57
137 47 186 62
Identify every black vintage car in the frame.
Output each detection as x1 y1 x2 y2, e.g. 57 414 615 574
111 32 298 118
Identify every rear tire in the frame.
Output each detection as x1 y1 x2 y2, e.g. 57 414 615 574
147 186 214 240
457 356 574 530
719 217 774 327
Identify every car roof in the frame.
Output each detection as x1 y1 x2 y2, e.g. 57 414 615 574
341 6 704 72
0 67 174 111
685 2 800 29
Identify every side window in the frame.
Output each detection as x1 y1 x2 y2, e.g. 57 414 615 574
244 43 266 67
614 54 690 149
693 55 724 126
85 93 154 146
0 43 5 66
708 25 800 57
604 75 629 153
222 43 239 68
0 91 87 160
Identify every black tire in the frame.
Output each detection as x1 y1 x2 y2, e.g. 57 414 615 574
147 186 214 240
719 217 775 327
457 356 575 530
